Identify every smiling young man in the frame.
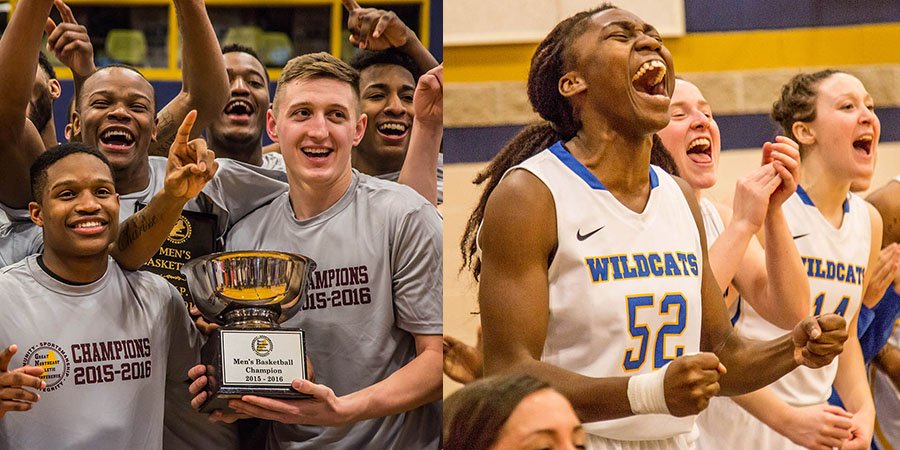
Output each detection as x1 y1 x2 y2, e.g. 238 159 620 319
187 52 443 449
203 44 286 172
342 0 443 204
0 143 202 449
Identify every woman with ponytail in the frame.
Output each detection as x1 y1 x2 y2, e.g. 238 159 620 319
466 5 849 449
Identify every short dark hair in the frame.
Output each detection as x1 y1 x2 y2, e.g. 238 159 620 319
444 374 552 450
79 64 155 111
223 43 269 82
37 52 57 80
31 143 113 203
350 48 421 82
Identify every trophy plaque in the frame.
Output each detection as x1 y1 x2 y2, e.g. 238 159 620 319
181 251 316 413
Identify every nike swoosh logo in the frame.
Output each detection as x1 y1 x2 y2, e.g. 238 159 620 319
792 233 810 240
576 226 605 241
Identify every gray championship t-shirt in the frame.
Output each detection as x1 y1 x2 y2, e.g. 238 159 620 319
0 256 200 450
226 171 443 450
0 156 289 449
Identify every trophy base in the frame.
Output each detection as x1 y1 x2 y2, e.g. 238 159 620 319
200 384 312 414
200 327 310 414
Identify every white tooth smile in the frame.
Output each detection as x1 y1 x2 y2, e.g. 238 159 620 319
226 100 253 114
101 130 134 141
632 60 666 87
75 221 102 228
302 147 331 155
688 138 711 152
378 123 407 132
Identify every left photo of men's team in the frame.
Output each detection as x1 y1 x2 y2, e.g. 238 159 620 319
1 0 900 449
0 0 443 448
443 1 900 450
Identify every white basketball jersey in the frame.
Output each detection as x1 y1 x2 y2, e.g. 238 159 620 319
513 142 704 441
735 186 870 405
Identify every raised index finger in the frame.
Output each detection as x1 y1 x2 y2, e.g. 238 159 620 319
54 0 78 24
175 110 198 147
0 345 15 372
340 0 361 12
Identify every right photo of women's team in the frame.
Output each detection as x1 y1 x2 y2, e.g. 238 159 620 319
442 1 900 449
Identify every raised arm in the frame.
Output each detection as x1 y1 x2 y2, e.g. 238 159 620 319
341 0 438 73
44 0 96 107
111 111 217 269
0 0 54 208
398 64 441 205
148 0 227 157
725 138 809 328
676 176 847 395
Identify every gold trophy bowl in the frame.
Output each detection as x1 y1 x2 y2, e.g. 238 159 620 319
181 250 317 412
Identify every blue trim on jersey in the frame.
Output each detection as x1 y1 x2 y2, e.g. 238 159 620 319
548 141 606 190
796 185 850 213
548 141 659 191
649 165 660 189
730 295 742 326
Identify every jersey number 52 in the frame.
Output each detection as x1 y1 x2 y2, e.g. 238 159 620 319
623 293 687 371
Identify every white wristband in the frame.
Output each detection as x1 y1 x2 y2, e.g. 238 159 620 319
627 364 670 415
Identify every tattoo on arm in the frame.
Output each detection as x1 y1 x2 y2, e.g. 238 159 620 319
118 214 160 252
149 110 178 157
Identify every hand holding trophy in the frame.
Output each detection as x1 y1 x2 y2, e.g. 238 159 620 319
181 251 316 413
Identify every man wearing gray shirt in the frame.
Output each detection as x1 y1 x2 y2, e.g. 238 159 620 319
0 144 201 449
189 52 442 449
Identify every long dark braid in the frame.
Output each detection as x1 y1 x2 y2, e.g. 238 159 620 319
460 4 615 280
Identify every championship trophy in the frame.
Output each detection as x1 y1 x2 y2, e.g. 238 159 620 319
181 250 316 413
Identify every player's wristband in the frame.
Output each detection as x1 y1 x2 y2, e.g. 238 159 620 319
627 364 670 415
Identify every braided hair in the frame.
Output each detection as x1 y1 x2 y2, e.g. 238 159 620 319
461 4 615 279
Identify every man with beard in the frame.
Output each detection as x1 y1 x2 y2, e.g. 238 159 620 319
29 53 63 150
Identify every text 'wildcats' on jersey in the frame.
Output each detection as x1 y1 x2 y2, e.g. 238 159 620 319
510 142 704 441
735 187 870 406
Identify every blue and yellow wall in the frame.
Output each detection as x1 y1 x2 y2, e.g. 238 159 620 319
444 1 900 163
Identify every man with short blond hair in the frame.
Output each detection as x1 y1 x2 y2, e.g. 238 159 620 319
189 52 442 449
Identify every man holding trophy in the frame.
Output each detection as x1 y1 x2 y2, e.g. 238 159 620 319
186 52 443 449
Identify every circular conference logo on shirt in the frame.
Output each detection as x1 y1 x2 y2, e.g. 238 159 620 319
252 335 273 357
167 216 192 244
22 342 70 391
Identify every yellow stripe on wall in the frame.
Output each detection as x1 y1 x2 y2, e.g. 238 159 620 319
446 23 900 83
